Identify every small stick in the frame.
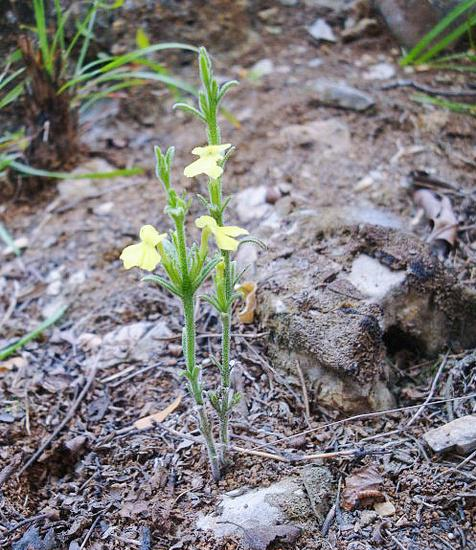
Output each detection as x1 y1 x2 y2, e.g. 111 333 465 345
18 355 99 476
408 352 448 426
79 514 101 550
249 392 476 452
382 79 476 98
295 360 311 423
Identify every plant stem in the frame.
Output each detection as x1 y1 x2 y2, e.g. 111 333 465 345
218 251 233 465
177 220 221 480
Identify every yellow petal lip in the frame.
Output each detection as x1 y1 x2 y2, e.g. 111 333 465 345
120 225 165 271
191 144 231 156
195 215 218 230
139 225 166 246
221 226 249 237
184 157 223 179
120 242 162 271
195 215 248 251
184 144 232 179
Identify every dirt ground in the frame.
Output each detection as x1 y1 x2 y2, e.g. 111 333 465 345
1 4 475 550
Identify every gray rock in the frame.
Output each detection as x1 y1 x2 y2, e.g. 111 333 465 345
197 468 334 541
256 214 476 413
423 415 476 454
308 18 337 42
312 78 375 111
375 0 466 49
197 479 304 538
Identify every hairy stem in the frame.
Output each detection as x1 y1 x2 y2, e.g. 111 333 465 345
178 221 221 480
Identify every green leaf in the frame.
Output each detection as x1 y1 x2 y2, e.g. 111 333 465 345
0 82 24 110
0 305 67 361
32 0 53 76
0 221 20 256
142 274 182 297
9 160 143 179
192 255 222 291
173 102 206 121
412 93 476 115
401 0 476 65
136 28 151 49
217 79 239 104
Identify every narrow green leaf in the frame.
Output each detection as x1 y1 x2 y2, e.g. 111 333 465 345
142 274 182 297
9 160 143 179
136 28 150 49
0 82 24 110
401 0 476 65
0 221 20 256
412 93 476 115
173 102 206 121
0 305 67 361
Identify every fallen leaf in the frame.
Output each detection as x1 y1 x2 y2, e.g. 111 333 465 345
119 499 149 519
236 281 257 324
374 500 396 517
133 395 182 430
243 524 301 550
0 356 27 373
341 464 384 511
413 189 457 257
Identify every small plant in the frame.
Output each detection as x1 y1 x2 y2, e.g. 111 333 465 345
120 47 257 480
1 0 196 181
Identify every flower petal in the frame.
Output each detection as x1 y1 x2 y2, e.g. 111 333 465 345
184 157 215 178
191 144 231 156
195 215 218 231
214 230 240 251
139 225 161 246
140 243 162 271
120 242 161 271
221 225 249 238
120 243 146 270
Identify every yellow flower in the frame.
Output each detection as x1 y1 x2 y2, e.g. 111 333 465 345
184 144 231 179
120 225 166 271
195 215 248 252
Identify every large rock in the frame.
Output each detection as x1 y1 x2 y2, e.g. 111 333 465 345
256 210 476 413
197 466 334 543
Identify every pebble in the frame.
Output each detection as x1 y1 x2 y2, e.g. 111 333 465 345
312 78 375 111
308 18 337 42
423 415 476 454
363 62 396 80
250 58 274 77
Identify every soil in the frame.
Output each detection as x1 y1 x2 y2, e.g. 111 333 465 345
1 4 475 550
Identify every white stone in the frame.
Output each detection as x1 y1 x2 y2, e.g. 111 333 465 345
197 479 301 538
250 58 274 77
363 62 396 81
423 415 476 454
308 18 337 42
348 254 406 300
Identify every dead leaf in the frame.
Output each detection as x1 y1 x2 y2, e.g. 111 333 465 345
374 500 396 517
133 395 182 431
413 189 458 257
119 499 149 518
341 464 384 511
0 356 27 373
236 281 257 324
243 524 301 550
